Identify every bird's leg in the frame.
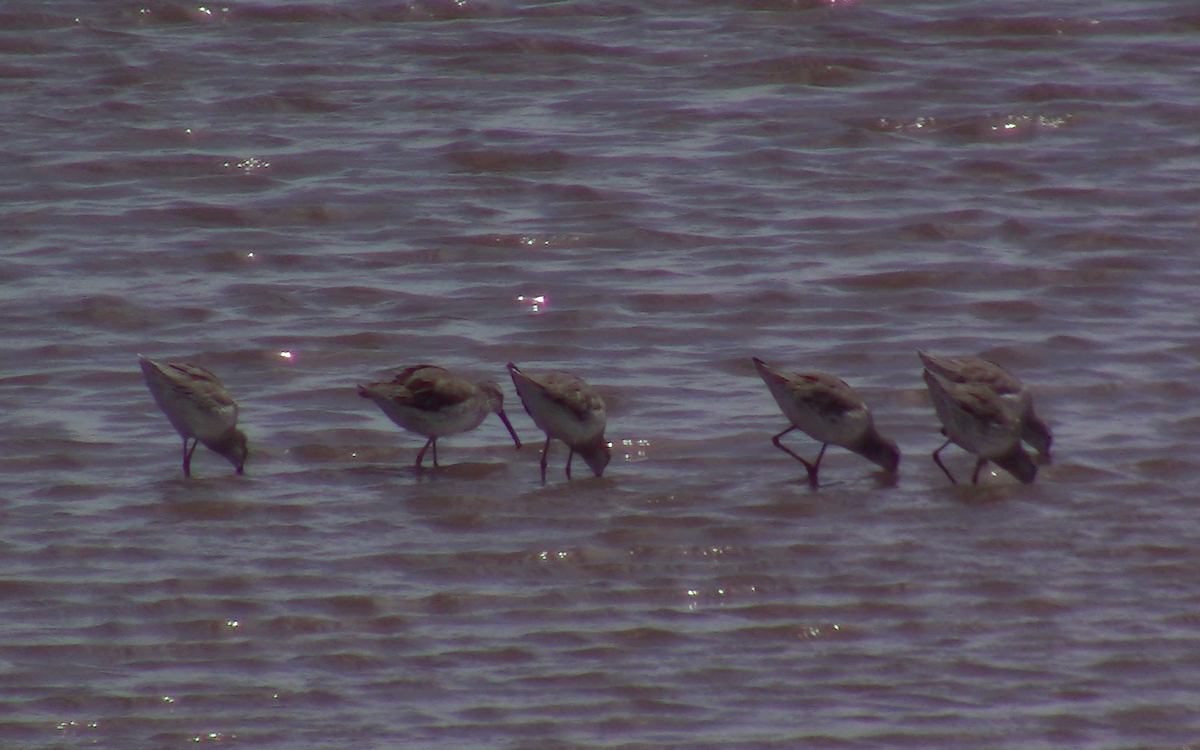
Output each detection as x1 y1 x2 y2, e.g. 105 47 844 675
771 426 820 486
414 436 435 470
931 438 957 484
809 443 829 487
565 449 574 480
182 437 198 478
971 458 987 484
540 436 551 484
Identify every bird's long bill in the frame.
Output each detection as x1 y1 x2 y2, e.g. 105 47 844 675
579 442 611 478
497 409 522 449
994 448 1037 485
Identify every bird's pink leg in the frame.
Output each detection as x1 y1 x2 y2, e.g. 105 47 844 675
771 426 821 487
182 437 198 478
539 436 551 484
414 436 435 470
931 438 957 484
971 458 987 485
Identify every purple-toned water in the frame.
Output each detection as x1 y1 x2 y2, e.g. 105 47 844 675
2 1 1199 747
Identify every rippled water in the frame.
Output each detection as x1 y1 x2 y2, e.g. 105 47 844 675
3 1 1200 747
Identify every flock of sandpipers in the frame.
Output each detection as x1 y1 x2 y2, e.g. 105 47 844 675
139 350 1052 486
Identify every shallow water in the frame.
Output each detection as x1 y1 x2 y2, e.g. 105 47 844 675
3 1 1200 747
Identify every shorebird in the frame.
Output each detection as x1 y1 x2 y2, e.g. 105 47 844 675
507 362 610 482
357 364 521 470
139 356 249 478
917 349 1052 460
753 357 900 487
921 367 1037 485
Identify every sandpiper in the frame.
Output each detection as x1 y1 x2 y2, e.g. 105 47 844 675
357 364 521 470
917 349 1052 460
921 368 1036 485
139 356 249 478
507 362 610 482
753 357 900 487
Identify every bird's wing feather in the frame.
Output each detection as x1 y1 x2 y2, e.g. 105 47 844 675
389 365 476 411
530 371 604 421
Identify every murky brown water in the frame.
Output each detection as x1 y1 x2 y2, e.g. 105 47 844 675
2 1 1199 748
